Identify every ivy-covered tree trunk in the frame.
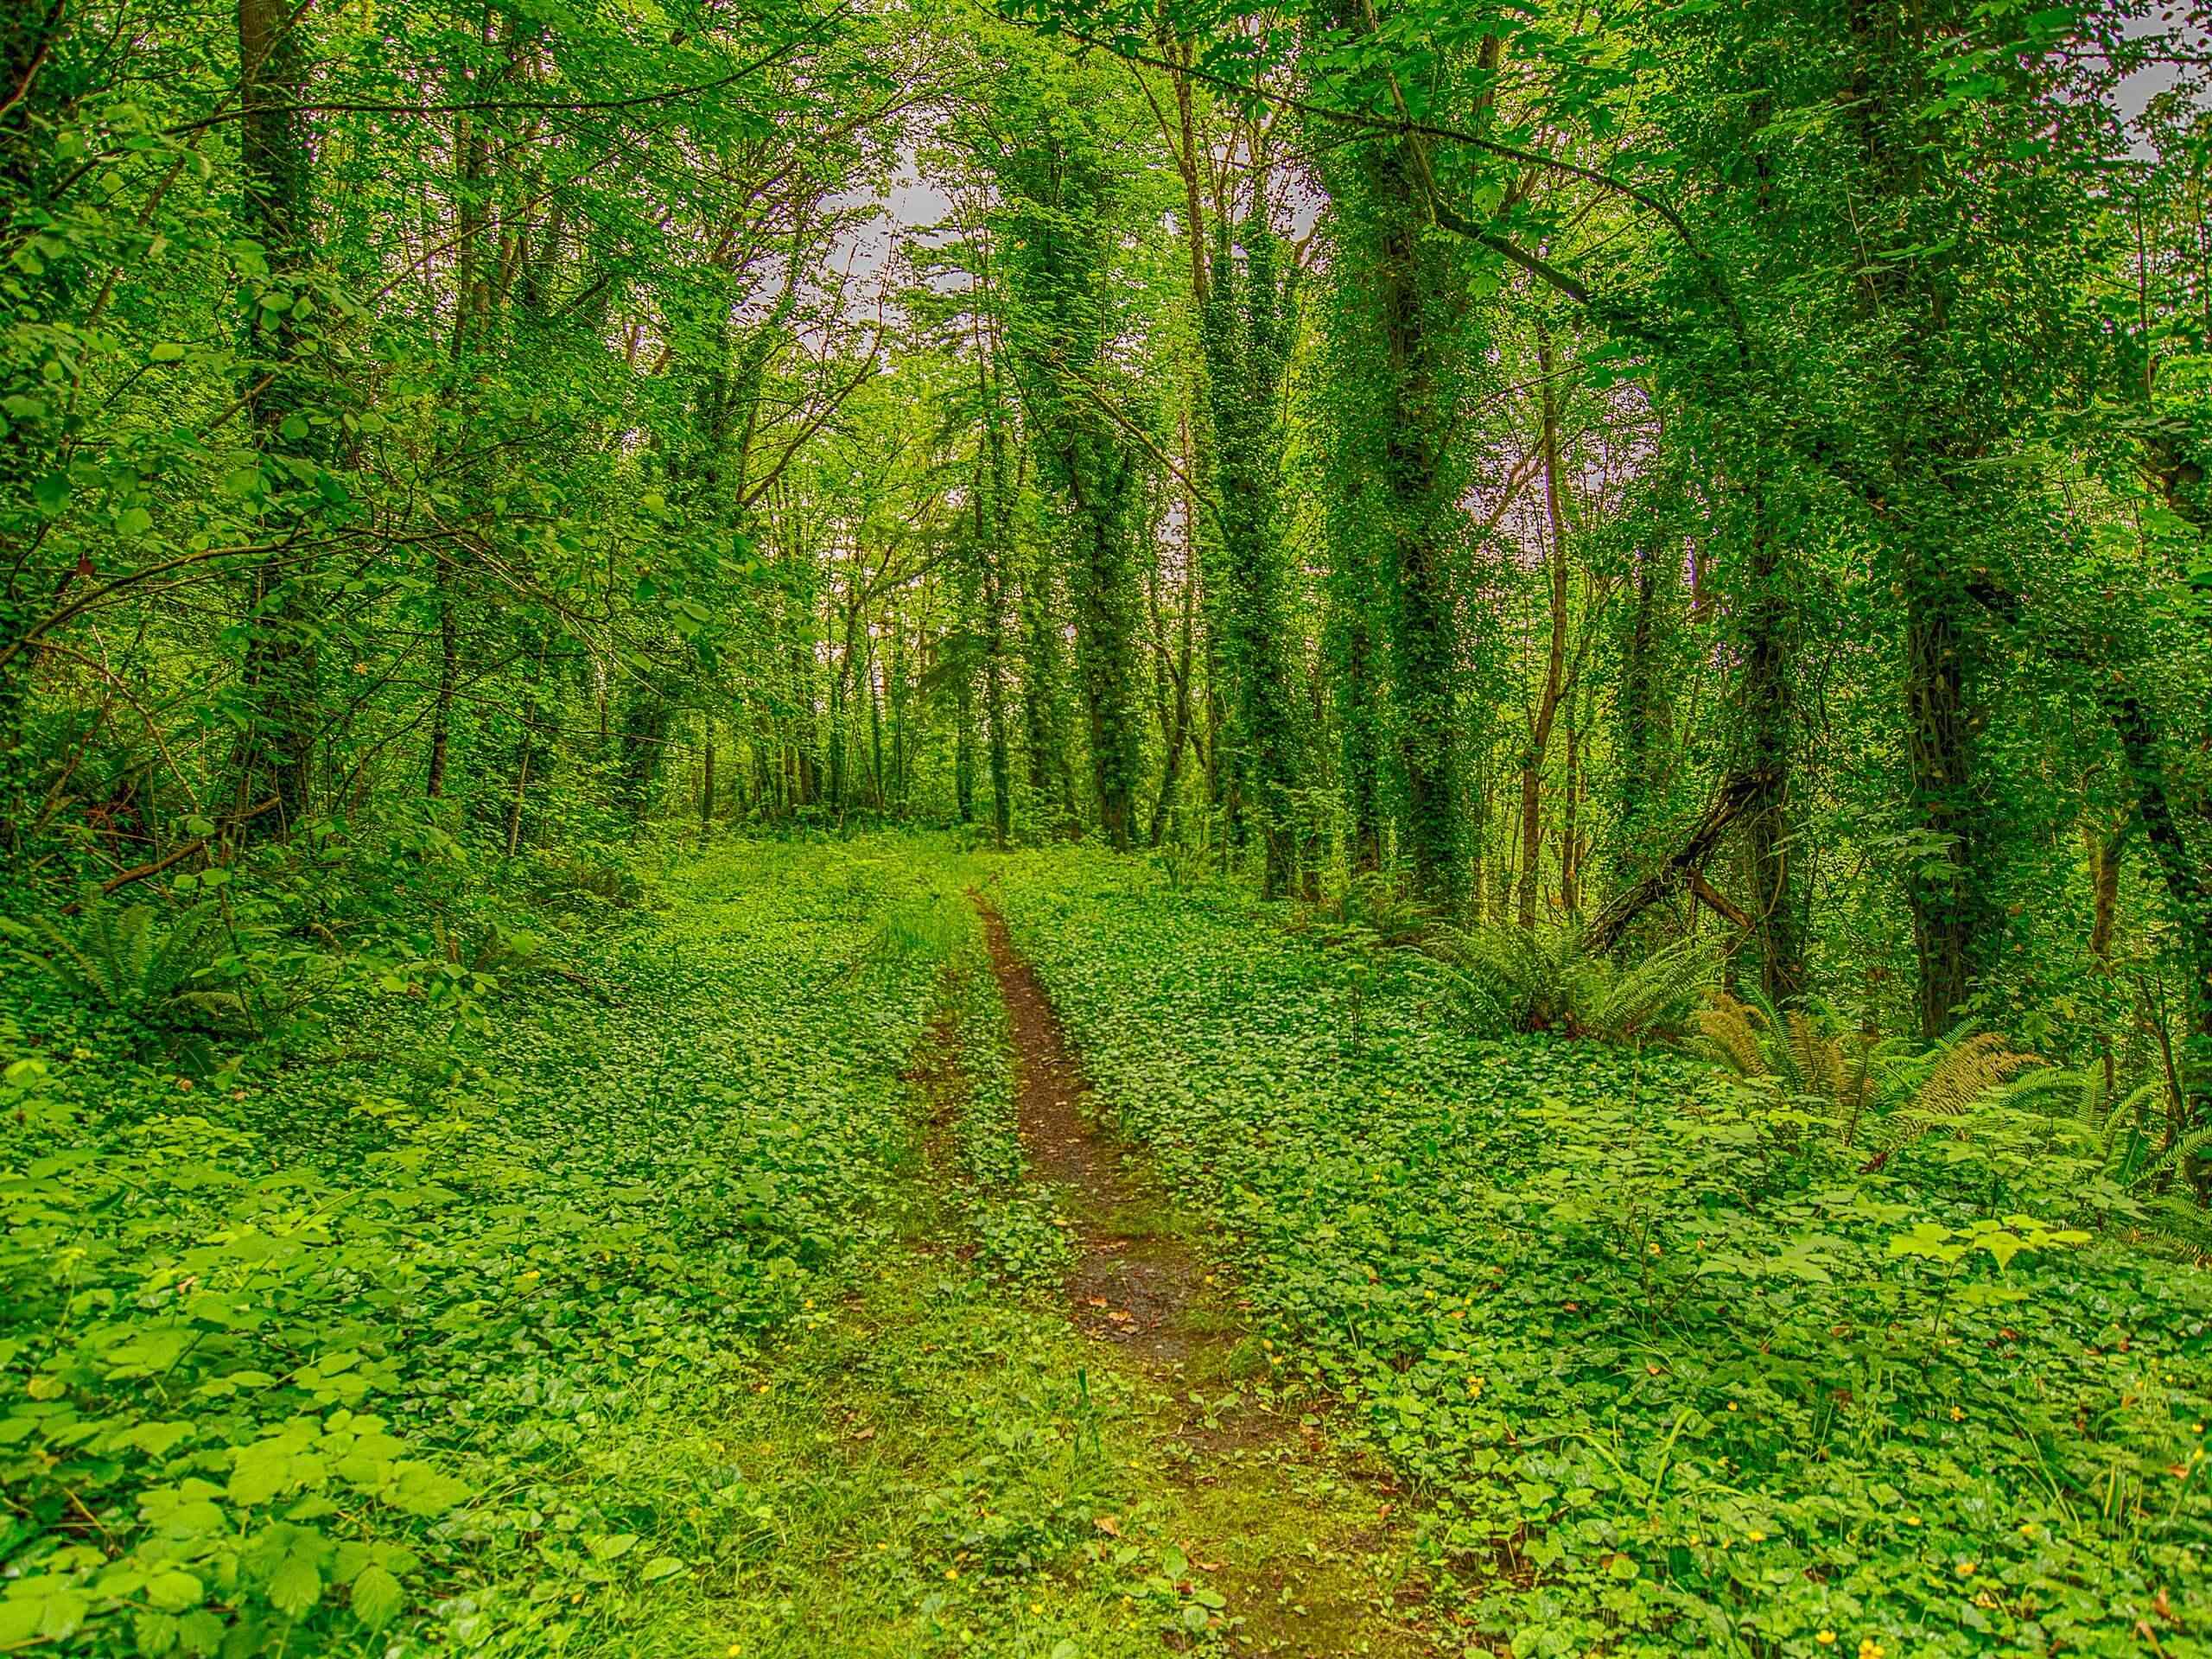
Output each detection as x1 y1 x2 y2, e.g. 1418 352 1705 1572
1903 537 1986 1034
1615 538 1678 878
0 0 72 800
1199 217 1306 898
1517 327 1571 929
1017 528 1074 829
994 92 1147 850
1738 467 1804 1004
1325 130 1475 909
428 56 493 804
613 688 671 823
229 0 321 836
979 391 1016 848
1059 448 1145 849
1324 512 1389 874
1841 1 1999 1035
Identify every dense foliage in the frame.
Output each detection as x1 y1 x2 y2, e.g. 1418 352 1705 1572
11 0 2212 1649
994 848 2212 1658
2 845 956 1654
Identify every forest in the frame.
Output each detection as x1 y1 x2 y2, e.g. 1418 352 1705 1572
4 0 2212 1652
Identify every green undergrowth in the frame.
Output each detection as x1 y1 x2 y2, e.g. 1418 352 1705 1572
982 847 2212 1659
0 840 969 1656
709 1226 1229 1657
3 833 1416 1658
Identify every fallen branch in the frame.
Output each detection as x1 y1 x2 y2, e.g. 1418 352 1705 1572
1584 767 1770 955
64 798 283 913
1687 869 1754 931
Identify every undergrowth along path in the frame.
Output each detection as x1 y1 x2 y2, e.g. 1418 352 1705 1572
969 893 1433 1656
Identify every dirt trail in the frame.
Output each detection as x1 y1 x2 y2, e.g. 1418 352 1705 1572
968 895 1433 1657
975 899 1221 1363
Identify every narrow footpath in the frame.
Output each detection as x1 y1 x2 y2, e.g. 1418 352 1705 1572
969 897 1433 1656
703 894 1442 1658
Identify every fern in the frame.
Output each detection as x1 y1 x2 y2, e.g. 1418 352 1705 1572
1432 925 1716 1041
1696 994 2049 1154
1585 937 1720 1040
1694 990 1772 1080
1330 871 1433 947
1873 1032 2046 1160
9 899 238 1031
2134 1190 2212 1258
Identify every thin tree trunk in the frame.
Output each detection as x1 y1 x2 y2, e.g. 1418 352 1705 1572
701 716 715 827
1561 689 1581 918
426 590 459 798
1518 325 1572 929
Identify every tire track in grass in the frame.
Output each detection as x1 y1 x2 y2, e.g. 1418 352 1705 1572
969 894 1435 1658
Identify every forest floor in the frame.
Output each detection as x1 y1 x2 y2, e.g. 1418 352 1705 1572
706 895 1439 1656
10 834 2209 1659
967 894 1429 1652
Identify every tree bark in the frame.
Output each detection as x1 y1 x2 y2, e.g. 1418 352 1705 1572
1517 325 1572 928
229 0 319 837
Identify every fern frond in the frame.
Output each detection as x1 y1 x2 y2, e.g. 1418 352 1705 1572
1694 990 1771 1079
2138 1123 2212 1189
20 913 105 1001
2132 1190 2212 1260
1906 1033 2042 1125
2101 1081 2164 1156
1867 1031 2046 1161
118 905 157 997
1975 1067 2079 1116
1786 1009 1845 1103
148 904 226 1001
1587 937 1717 1039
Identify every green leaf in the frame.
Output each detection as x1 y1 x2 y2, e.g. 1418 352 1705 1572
0 1600 40 1647
266 1552 321 1617
386 1461 468 1516
350 1564 404 1629
639 1556 686 1582
32 472 68 514
145 1571 204 1612
150 342 186 362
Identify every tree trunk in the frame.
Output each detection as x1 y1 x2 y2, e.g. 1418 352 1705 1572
1517 326 1572 929
229 0 319 837
1904 557 1980 1035
700 717 715 828
1739 467 1804 1003
425 585 459 798
1560 690 1581 918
